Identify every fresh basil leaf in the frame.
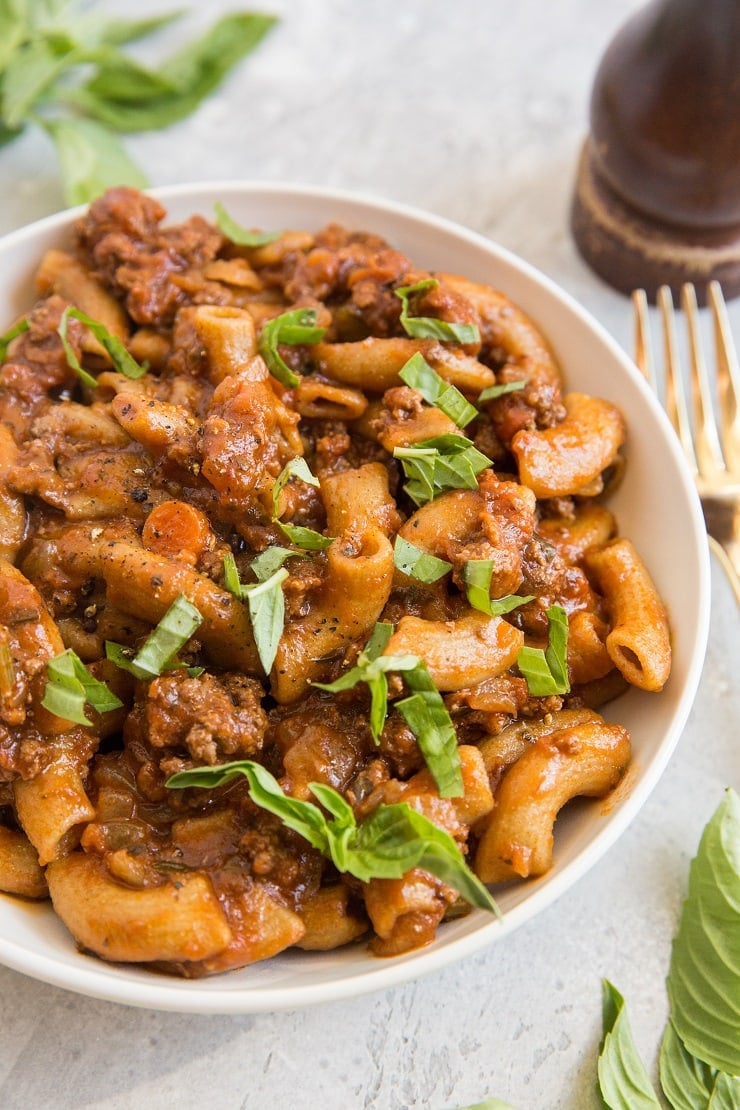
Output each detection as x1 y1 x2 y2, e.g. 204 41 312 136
667 788 740 1076
59 306 146 380
517 604 570 696
223 553 289 674
659 1021 717 1110
214 201 280 247
462 560 533 616
393 535 452 583
363 621 393 661
270 457 332 550
0 120 24 148
73 13 277 133
598 980 662 1109
44 117 149 205
167 761 498 915
0 316 29 361
397 663 462 798
393 434 492 506
76 51 175 105
57 306 97 388
478 380 527 403
399 351 478 428
276 523 333 551
100 12 186 47
2 37 72 129
395 278 480 345
313 650 418 744
258 308 326 388
709 1073 740 1109
41 647 123 726
351 803 497 913
243 566 289 675
271 456 319 517
249 546 300 582
106 594 202 680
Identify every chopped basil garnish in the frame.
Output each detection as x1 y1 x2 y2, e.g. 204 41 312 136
399 351 478 428
478 380 527 403
393 535 452 583
271 457 333 551
106 594 202 680
0 317 29 361
313 623 418 746
58 306 147 387
395 664 463 798
395 278 480 345
258 307 326 388
222 552 288 675
41 648 123 726
463 560 534 616
314 623 463 797
517 604 570 696
393 434 492 506
214 201 281 247
166 759 497 914
248 546 301 582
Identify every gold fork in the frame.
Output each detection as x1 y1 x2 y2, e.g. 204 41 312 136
633 281 740 605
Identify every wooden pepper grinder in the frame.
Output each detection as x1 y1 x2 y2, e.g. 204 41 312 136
571 0 740 303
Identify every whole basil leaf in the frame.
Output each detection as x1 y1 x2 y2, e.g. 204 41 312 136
44 117 148 204
659 1021 717 1110
74 13 277 133
598 980 662 1109
667 788 740 1076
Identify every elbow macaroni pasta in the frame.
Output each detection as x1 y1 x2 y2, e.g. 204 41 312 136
0 188 671 975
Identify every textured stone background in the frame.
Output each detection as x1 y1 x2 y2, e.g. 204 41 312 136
0 3 737 1107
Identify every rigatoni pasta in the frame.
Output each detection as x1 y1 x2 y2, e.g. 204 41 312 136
0 188 671 977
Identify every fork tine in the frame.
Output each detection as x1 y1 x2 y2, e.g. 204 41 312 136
681 283 725 477
631 289 657 388
708 280 740 474
657 285 697 472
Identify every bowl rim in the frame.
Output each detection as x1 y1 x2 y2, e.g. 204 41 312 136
0 179 711 1013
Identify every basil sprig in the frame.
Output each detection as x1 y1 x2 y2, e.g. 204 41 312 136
214 201 280 247
41 648 123 726
314 622 463 798
166 759 497 914
0 317 29 361
271 457 333 551
258 308 327 388
399 351 478 428
106 594 202 680
395 278 480 345
393 536 452 583
393 434 492 507
223 552 288 675
517 604 570 696
58 306 147 387
463 560 534 617
596 790 740 1109
0 6 277 204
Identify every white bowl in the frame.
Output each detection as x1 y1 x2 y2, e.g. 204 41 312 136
0 182 710 1013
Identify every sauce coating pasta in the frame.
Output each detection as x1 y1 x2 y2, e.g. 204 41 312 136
0 189 671 975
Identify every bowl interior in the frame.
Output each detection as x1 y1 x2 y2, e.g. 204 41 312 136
0 183 710 1012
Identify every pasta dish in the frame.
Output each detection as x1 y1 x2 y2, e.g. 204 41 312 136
0 189 671 976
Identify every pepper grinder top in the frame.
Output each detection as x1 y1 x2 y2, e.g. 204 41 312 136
571 0 740 303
